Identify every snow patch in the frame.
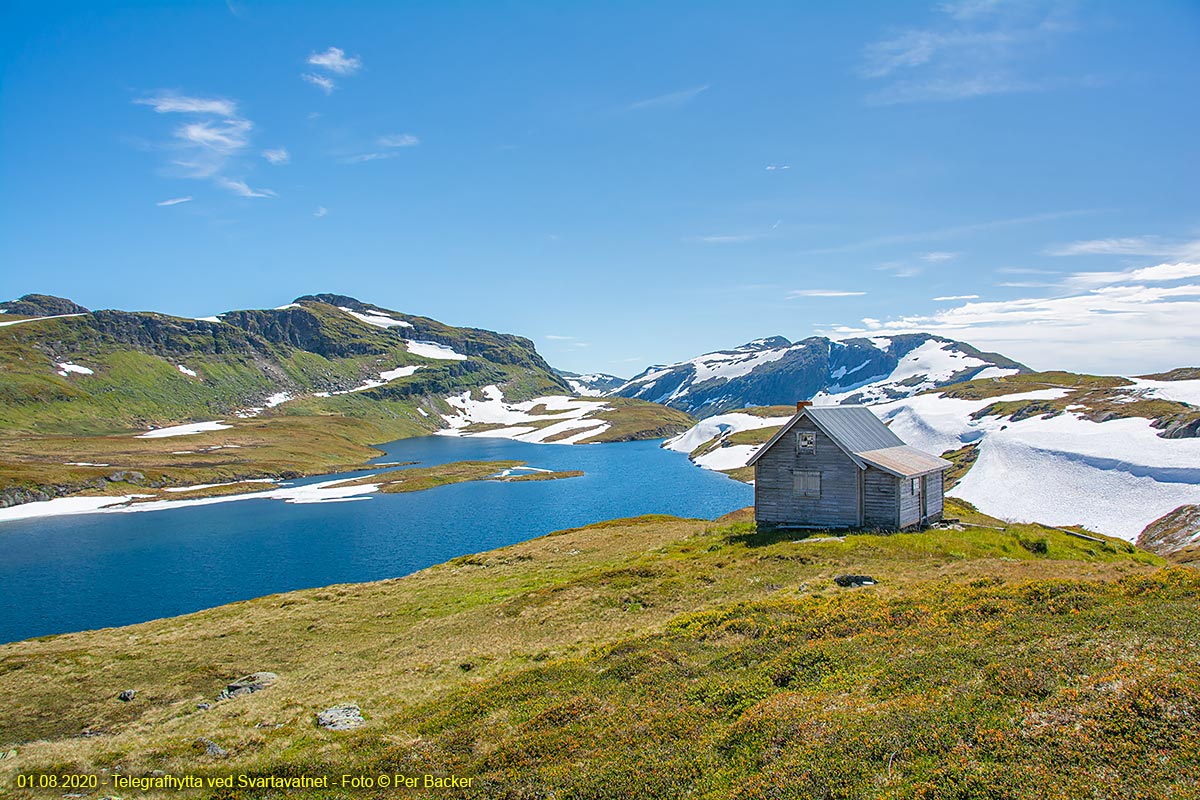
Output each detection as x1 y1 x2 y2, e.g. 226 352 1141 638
407 340 467 360
439 385 611 445
340 307 413 329
177 364 198 377
1127 378 1200 408
136 421 232 438
56 362 93 376
0 313 87 328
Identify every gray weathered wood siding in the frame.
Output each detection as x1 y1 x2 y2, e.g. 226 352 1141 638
862 467 898 528
926 470 944 521
899 474 922 528
754 417 861 528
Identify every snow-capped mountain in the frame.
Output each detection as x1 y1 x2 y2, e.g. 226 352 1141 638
556 370 625 396
611 333 1027 417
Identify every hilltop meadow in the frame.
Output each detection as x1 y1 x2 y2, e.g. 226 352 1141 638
2 499 1197 799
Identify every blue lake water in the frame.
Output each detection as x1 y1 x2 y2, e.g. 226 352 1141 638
0 436 752 644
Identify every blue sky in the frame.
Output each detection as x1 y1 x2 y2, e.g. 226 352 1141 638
2 1 1198 375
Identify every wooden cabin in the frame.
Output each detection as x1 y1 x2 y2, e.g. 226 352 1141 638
748 403 951 531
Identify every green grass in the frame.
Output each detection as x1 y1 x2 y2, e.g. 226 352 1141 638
3 501 1189 799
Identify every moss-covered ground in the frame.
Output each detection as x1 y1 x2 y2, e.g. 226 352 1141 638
3 500 1194 799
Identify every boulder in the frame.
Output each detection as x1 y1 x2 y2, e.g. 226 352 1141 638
316 703 365 731
106 471 145 485
197 738 227 758
118 689 137 702
216 671 277 700
834 574 877 588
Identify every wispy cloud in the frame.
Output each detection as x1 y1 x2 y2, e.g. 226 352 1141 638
690 233 761 244
824 260 1200 373
803 209 1093 254
156 196 192 206
860 1 1084 105
135 92 237 116
765 165 791 171
627 85 709 111
343 133 422 164
313 206 328 218
377 133 419 148
302 47 362 94
921 251 960 262
545 335 575 341
262 148 290 165
216 177 276 198
1046 236 1200 259
302 73 336 94
134 90 273 197
788 289 867 298
932 294 979 301
307 46 362 75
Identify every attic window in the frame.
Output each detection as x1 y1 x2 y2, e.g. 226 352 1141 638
796 431 816 455
794 470 821 498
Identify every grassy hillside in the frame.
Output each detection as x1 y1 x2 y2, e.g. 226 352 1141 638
0 296 692 504
3 500 1195 799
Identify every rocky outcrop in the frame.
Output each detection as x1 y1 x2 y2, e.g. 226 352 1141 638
1136 505 1200 556
217 672 278 700
0 294 89 316
317 703 365 730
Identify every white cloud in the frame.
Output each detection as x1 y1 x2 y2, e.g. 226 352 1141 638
788 289 867 298
765 165 791 171
344 134 421 164
135 92 237 116
691 233 760 244
627 85 709 111
1065 262 1200 290
262 148 290 165
313 206 328 218
1046 236 1200 259
922 251 960 262
175 118 252 153
307 46 362 75
932 294 979 301
342 151 398 164
135 90 269 196
823 261 1200 373
302 73 336 94
216 177 276 198
156 196 192 206
377 133 419 148
545 335 574 340
860 1 1083 105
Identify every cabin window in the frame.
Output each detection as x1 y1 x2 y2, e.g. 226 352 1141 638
911 477 919 494
794 470 821 498
796 431 816 455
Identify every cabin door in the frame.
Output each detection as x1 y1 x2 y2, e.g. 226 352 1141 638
919 476 928 523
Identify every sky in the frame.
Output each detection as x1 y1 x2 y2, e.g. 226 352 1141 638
1 1 1198 377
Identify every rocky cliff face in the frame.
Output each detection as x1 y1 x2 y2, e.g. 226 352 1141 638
0 294 89 316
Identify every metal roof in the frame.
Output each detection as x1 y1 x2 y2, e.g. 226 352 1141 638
803 406 904 454
856 445 951 478
746 404 949 471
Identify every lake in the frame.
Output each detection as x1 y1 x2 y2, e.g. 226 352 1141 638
0 436 752 643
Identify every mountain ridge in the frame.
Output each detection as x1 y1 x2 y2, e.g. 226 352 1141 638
610 332 1029 416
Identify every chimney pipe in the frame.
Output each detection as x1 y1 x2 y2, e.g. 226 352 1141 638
796 401 812 412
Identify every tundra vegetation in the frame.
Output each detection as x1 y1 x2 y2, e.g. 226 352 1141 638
2 500 1196 799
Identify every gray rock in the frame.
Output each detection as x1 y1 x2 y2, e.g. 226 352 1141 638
216 671 278 700
197 738 227 758
316 703 365 731
834 574 877 588
118 689 137 702
196 702 211 710
106 471 145 485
